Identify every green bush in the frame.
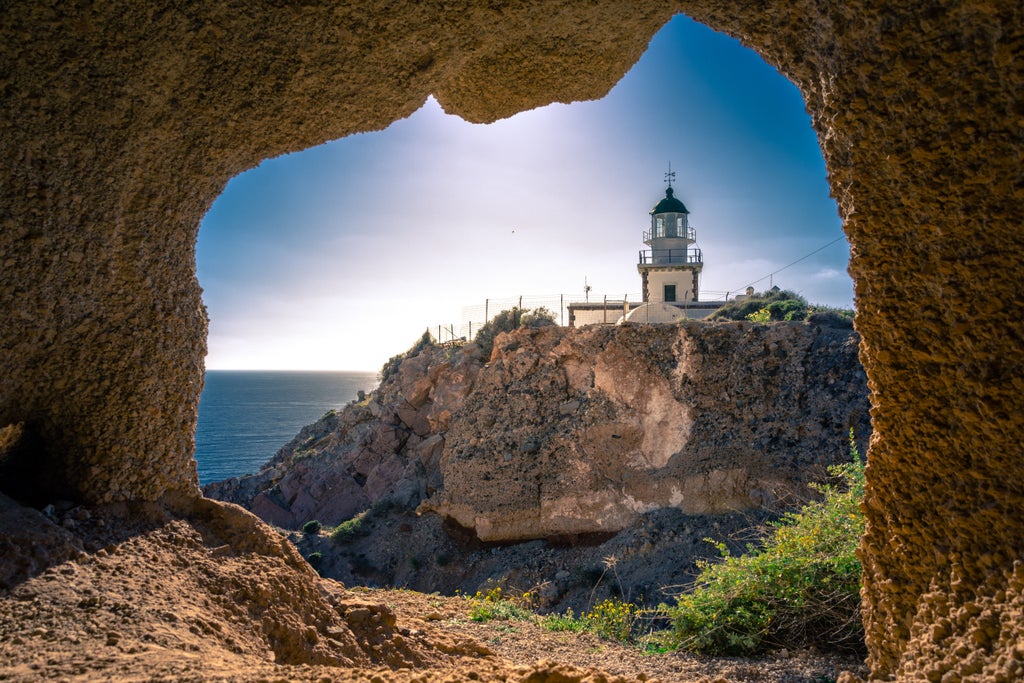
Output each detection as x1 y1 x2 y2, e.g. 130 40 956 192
662 437 866 656
521 306 558 329
330 510 369 543
473 306 557 358
541 598 640 643
712 288 806 321
585 597 638 642
306 551 323 571
746 300 809 322
746 307 772 323
714 288 853 327
302 519 322 535
542 608 586 633
465 585 536 623
764 297 809 321
807 308 855 329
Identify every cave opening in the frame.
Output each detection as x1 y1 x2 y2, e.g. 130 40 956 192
193 14 852 490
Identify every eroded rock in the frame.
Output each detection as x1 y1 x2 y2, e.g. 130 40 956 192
422 323 869 541
209 322 870 545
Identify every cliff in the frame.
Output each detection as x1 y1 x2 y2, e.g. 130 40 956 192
206 320 869 544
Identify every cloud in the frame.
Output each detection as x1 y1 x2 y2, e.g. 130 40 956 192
812 267 843 280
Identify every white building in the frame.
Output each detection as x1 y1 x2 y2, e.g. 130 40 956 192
568 174 723 326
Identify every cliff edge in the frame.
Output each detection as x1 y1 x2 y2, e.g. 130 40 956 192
206 321 869 544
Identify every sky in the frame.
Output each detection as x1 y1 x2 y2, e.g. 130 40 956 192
197 14 852 372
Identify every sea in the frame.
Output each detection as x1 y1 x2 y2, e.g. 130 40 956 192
194 370 379 486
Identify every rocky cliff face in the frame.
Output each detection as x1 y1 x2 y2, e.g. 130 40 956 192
206 321 869 544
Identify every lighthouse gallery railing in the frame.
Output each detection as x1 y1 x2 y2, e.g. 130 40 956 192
638 248 703 266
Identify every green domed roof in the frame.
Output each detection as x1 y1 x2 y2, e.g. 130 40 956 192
651 186 689 215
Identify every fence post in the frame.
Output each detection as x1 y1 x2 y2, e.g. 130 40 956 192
603 295 607 324
560 294 564 326
518 295 522 310
485 299 489 323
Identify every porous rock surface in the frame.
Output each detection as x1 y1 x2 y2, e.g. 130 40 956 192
207 322 870 542
430 323 867 542
2 2 1023 681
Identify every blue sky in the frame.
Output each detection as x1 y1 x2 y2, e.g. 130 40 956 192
198 14 851 371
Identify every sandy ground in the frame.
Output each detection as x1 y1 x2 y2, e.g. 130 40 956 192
0 496 867 682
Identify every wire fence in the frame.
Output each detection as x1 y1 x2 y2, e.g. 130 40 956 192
422 233 850 345
427 291 734 345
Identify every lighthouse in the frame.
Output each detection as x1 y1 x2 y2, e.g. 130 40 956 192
567 168 723 326
637 169 703 304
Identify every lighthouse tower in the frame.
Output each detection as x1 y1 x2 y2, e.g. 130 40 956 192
637 169 703 304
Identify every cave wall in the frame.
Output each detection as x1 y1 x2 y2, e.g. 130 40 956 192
2 1 1022 680
0 1 674 504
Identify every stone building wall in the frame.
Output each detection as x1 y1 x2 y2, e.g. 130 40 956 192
2 2 1022 680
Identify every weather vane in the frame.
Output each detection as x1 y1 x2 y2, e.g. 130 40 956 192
665 162 676 188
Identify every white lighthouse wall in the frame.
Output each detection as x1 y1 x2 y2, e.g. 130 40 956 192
647 269 699 303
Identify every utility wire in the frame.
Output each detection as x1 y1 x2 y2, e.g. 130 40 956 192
730 235 847 295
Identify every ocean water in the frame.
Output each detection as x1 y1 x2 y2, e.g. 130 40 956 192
194 370 378 485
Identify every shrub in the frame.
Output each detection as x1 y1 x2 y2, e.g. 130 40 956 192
746 307 772 323
541 598 640 643
464 579 642 643
306 551 323 571
302 519 322 535
368 495 403 518
521 306 558 329
330 510 369 543
807 308 855 329
712 288 806 321
585 597 638 642
542 608 586 633
473 306 557 357
465 584 536 623
715 288 854 327
662 436 866 656
765 297 809 321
